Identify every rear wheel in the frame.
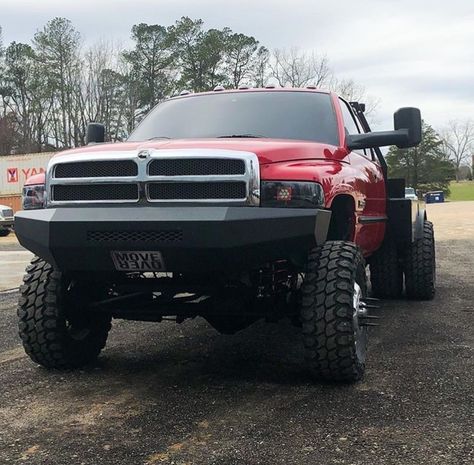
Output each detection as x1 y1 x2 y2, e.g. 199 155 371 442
300 241 370 383
17 257 112 369
369 240 403 299
404 221 436 300
0 228 10 237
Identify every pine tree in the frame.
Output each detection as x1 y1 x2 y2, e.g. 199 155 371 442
386 122 455 194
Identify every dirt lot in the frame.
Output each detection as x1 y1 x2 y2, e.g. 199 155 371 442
0 202 473 465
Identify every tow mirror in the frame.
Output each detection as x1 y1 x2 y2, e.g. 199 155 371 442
347 107 422 151
86 123 105 144
394 107 422 148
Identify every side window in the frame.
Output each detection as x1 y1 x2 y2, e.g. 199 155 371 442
339 99 361 135
340 99 373 159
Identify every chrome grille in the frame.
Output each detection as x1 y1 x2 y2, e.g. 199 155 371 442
149 158 245 176
55 160 137 178
47 150 260 206
2 208 13 218
87 230 183 243
52 184 139 202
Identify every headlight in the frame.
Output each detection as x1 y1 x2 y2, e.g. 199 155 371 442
22 184 46 210
260 181 325 208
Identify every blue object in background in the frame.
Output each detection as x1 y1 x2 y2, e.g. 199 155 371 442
425 191 445 203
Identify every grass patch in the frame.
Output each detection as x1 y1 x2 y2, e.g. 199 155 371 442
448 181 474 201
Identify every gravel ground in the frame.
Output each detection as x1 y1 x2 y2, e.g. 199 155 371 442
0 202 472 465
0 232 33 291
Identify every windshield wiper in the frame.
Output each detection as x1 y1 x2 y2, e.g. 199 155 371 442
146 136 171 140
217 134 267 138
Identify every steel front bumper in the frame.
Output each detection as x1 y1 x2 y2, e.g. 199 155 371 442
14 207 331 272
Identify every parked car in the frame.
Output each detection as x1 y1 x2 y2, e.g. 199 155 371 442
16 88 435 382
0 204 14 236
405 187 418 200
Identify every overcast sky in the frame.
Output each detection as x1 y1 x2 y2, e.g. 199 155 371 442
1 0 473 130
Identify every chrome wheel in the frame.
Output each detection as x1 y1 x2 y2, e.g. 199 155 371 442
353 282 368 364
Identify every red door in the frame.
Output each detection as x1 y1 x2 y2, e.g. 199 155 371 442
337 98 386 256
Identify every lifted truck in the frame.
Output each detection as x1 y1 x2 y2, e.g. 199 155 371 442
15 88 435 382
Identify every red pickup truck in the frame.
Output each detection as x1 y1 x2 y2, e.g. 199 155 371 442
16 88 435 382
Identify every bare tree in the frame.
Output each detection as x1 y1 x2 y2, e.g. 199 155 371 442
440 120 474 181
80 39 129 141
270 47 331 88
457 164 472 181
328 77 380 119
0 26 7 119
251 46 270 88
1 17 385 153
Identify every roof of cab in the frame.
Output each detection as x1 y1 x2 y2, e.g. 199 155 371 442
169 87 332 101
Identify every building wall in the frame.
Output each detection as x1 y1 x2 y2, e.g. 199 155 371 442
0 152 54 196
0 194 22 213
0 152 55 213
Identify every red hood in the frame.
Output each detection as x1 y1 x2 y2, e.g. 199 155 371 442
55 139 343 164
29 139 345 185
24 173 46 186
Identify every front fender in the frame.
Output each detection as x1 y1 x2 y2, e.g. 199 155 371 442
413 201 427 240
260 159 354 207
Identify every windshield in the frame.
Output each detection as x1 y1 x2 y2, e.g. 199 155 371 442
405 188 416 195
128 91 339 145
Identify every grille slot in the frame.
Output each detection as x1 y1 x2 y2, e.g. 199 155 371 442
87 230 183 243
2 208 13 217
149 158 245 176
52 184 139 201
148 182 247 200
55 160 138 178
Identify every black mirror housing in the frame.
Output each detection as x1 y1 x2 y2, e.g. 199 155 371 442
394 107 421 148
86 123 105 144
346 106 421 151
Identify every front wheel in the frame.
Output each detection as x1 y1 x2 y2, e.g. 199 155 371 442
17 257 112 369
300 241 370 383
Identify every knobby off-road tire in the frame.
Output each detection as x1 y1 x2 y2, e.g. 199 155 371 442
404 220 436 300
18 257 112 369
301 241 369 383
369 240 403 299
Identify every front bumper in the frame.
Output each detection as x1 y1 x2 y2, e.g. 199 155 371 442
15 207 331 273
0 218 14 229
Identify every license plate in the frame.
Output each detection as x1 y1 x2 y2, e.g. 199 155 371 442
111 250 166 271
